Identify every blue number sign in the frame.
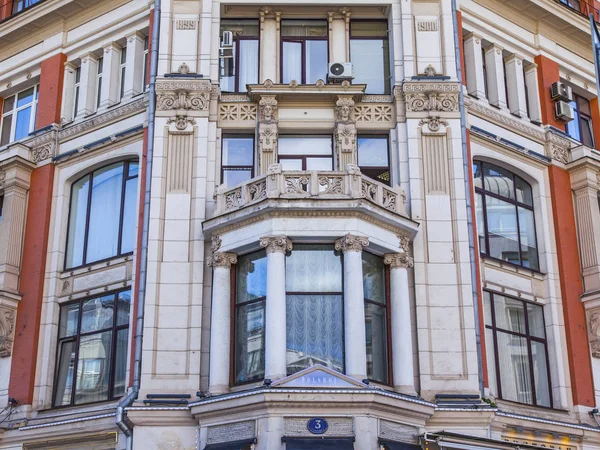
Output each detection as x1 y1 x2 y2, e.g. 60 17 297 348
307 417 328 435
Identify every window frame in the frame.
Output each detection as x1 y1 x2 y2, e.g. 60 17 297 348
484 290 553 408
219 19 260 93
357 134 391 185
567 92 594 148
143 37 149 92
280 20 329 85
0 84 39 147
64 159 139 271
474 160 540 271
12 0 41 14
95 57 104 110
349 19 391 95
52 288 131 408
73 66 81 119
119 47 127 100
278 135 334 171
221 134 255 188
0 195 4 223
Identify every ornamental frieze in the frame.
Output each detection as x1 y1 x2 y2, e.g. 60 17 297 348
402 82 460 112
156 79 212 111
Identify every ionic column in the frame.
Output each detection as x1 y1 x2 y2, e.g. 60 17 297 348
384 252 416 396
260 236 292 381
207 251 237 394
335 234 368 381
463 33 486 100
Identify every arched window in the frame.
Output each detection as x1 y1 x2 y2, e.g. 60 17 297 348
65 160 139 269
473 161 539 271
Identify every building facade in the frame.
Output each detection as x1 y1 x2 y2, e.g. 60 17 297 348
0 0 600 449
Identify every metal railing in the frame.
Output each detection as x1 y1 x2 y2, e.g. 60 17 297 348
555 0 600 21
215 163 407 217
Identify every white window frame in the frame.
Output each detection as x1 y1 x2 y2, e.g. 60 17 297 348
95 57 103 110
73 67 81 119
1 84 39 146
143 37 149 92
119 47 127 99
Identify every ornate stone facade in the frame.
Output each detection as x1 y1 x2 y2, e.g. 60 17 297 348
335 96 357 168
258 95 279 174
156 80 212 112
0 307 15 357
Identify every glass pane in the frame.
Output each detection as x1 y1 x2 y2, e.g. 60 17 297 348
220 19 259 37
497 332 533 404
527 303 545 338
237 250 267 304
1 114 12 146
351 21 388 37
98 57 104 73
120 48 127 65
16 87 34 107
3 96 14 113
75 331 112 404
351 39 390 94
117 290 131 326
81 295 115 333
120 177 138 254
306 40 328 84
113 328 129 397
473 161 482 189
128 162 139 178
14 107 32 140
286 245 342 292
485 328 498 397
238 40 259 91
567 102 581 141
579 96 592 115
357 137 389 167
532 341 551 407
280 159 303 171
494 295 526 333
222 137 254 166
281 20 328 37
66 175 90 268
483 163 515 200
286 294 343 374
97 77 103 108
235 300 265 383
223 169 252 188
306 157 332 170
53 340 76 406
220 40 236 92
279 136 332 155
485 196 520 264
483 291 492 325
282 41 303 84
518 207 538 270
365 302 388 383
363 252 385 304
582 117 594 148
515 176 533 206
75 67 81 83
475 193 487 254
59 303 80 338
87 163 124 263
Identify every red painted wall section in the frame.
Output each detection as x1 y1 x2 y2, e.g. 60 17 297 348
534 55 565 131
9 164 55 404
0 1 13 20
36 53 67 129
591 98 600 151
456 10 467 87
549 165 595 407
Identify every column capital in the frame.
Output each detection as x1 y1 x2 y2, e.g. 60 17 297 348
207 252 237 268
260 235 292 254
384 252 414 269
334 233 369 253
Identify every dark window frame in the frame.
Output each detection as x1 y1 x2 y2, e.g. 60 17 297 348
52 288 131 408
567 92 595 148
357 134 391 185
221 134 255 187
12 0 42 14
278 135 334 172
484 290 553 408
64 159 139 271
474 160 540 271
220 19 260 93
280 20 329 85
0 195 3 222
349 19 391 95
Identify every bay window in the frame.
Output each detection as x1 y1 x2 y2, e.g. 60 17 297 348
65 160 139 269
473 160 539 270
278 136 333 171
1 85 39 146
566 92 594 148
281 20 328 85
222 135 254 188
220 20 259 93
350 21 391 94
357 136 390 185
54 289 131 407
484 291 551 407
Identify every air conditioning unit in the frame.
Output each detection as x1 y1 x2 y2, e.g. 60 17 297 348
555 100 574 122
328 62 354 81
221 31 233 47
550 81 573 102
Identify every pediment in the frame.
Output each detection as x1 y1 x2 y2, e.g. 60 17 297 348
271 364 368 389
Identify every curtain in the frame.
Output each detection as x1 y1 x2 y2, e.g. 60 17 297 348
282 41 302 84
238 40 259 92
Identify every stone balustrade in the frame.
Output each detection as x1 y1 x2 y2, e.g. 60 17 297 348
215 164 407 217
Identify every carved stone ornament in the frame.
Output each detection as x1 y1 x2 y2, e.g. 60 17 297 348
156 80 211 111
0 170 6 189
424 65 437 76
259 123 278 153
589 311 600 358
32 143 53 163
335 97 355 123
398 234 410 253
211 235 222 253
167 115 196 130
334 233 369 253
336 123 357 154
403 82 460 113
419 117 447 132
207 252 238 268
259 95 278 123
0 307 16 358
260 236 293 254
178 62 190 74
384 252 414 269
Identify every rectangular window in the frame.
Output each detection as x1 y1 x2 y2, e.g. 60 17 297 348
350 21 390 94
484 291 551 407
120 47 127 99
0 84 39 146
278 136 333 171
12 0 40 13
567 92 594 148
281 20 328 85
96 57 104 109
357 136 390 185
73 67 81 118
143 37 149 92
53 289 131 407
221 135 254 188
482 47 489 99
220 20 260 93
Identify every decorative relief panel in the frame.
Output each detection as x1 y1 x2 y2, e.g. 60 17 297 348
167 130 194 193
402 82 460 113
156 79 211 112
589 310 600 358
335 96 357 168
0 306 16 357
218 103 257 128
258 96 278 174
353 104 394 129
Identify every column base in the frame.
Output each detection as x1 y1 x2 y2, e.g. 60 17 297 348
394 385 417 396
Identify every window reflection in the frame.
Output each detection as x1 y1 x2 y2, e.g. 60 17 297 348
281 21 328 84
350 21 391 94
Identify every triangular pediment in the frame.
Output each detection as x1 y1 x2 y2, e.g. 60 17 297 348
271 365 368 389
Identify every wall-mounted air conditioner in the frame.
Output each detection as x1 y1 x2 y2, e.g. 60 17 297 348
550 81 573 102
555 100 574 122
